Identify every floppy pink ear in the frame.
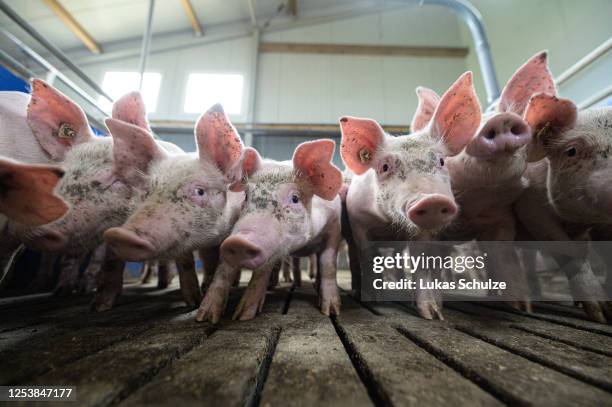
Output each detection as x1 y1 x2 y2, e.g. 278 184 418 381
411 87 440 133
498 51 555 115
106 118 164 187
27 79 94 161
230 147 262 192
112 91 151 132
0 158 69 225
430 72 481 155
195 103 243 174
293 139 342 201
524 93 577 162
339 116 385 175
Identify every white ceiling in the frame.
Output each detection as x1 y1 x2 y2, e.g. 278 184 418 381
0 0 367 54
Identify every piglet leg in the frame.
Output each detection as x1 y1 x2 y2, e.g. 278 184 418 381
92 252 124 311
196 261 241 324
140 261 152 284
199 248 219 292
318 247 341 316
281 257 292 283
81 244 106 293
176 253 202 307
292 256 302 287
54 254 84 297
158 260 177 289
233 262 278 321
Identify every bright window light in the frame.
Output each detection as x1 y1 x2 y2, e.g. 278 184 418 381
98 71 162 113
184 73 244 115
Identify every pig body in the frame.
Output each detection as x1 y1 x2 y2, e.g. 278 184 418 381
341 72 481 319
516 102 612 322
104 104 247 310
209 142 344 322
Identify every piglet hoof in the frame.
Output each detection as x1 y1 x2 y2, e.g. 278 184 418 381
504 300 532 313
91 292 119 312
233 292 266 321
416 301 445 320
580 301 611 324
53 282 76 297
196 292 228 324
282 271 292 283
182 289 202 309
319 284 341 316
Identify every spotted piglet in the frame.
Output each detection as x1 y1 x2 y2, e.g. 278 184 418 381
200 140 343 322
341 72 481 319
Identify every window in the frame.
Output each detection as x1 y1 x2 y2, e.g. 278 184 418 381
98 71 162 113
184 73 244 115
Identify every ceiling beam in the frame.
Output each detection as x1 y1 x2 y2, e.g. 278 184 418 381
180 0 203 36
259 42 468 58
42 0 102 54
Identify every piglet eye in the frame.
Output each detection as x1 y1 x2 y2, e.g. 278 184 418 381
566 147 577 157
382 164 389 172
439 158 445 167
291 194 300 204
195 187 205 196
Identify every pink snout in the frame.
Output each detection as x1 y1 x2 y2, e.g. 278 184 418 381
221 235 267 270
104 227 156 261
407 194 457 230
466 112 531 158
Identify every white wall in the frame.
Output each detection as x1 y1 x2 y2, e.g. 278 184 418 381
460 0 612 107
255 6 466 125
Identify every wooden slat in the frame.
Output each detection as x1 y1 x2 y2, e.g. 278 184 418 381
119 290 288 406
259 42 469 58
42 0 102 54
447 302 612 357
372 303 612 406
260 289 372 406
434 306 612 391
180 0 203 36
335 295 503 406
0 290 185 384
27 310 215 406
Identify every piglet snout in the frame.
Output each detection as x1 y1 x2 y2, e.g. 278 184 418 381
104 227 156 261
466 112 531 158
407 194 457 230
221 235 265 270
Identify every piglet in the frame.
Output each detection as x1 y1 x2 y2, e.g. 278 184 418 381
516 92 612 322
341 72 481 319
205 139 343 321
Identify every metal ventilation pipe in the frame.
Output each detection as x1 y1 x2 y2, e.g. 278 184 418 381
403 0 500 104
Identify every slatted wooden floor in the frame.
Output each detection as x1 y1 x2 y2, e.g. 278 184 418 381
0 271 611 406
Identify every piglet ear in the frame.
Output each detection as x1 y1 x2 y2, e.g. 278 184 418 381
339 116 385 175
230 147 262 192
27 79 94 161
430 72 481 155
524 93 577 162
195 103 243 174
411 87 440 133
498 51 555 115
0 159 69 225
293 139 342 201
106 118 165 187
112 91 151 132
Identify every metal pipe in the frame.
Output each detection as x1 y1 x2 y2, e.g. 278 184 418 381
578 84 612 110
244 28 260 147
139 0 156 91
0 0 113 102
556 37 612 86
0 47 35 80
412 0 500 104
1 29 108 121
